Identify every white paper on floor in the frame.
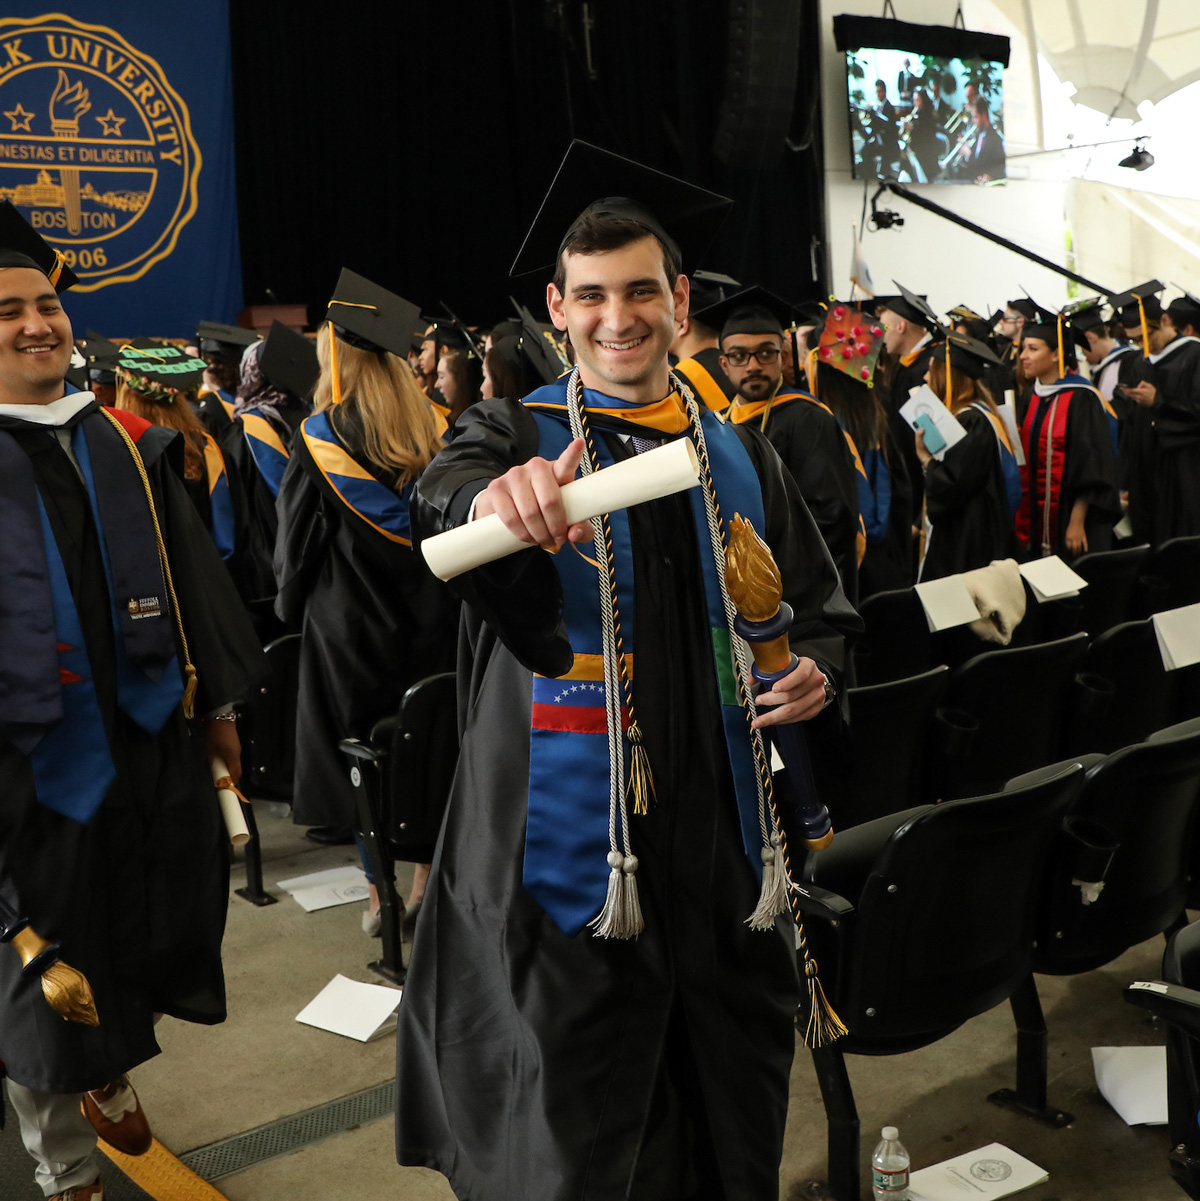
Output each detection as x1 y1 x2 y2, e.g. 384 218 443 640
909 1142 1048 1200
296 973 402 1042
1092 1045 1168 1125
276 865 369 912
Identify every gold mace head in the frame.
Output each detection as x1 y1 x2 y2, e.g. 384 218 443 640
40 961 99 1026
724 514 783 621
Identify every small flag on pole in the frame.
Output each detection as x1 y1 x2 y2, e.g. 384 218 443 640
849 225 875 299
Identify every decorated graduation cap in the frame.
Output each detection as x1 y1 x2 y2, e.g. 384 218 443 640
947 303 986 325
690 268 741 315
878 282 942 333
812 301 886 387
695 286 794 344
196 321 259 359
116 339 207 405
510 139 733 278
1166 287 1200 332
260 321 319 399
0 200 76 291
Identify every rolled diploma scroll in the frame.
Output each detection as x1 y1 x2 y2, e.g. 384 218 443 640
212 756 251 847
422 437 702 581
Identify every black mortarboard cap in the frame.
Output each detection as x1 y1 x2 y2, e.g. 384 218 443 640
880 281 942 332
694 286 793 343
82 332 120 383
1007 298 1039 322
489 318 523 343
1020 298 1066 347
1167 288 1200 329
260 322 319 399
327 269 422 359
117 338 207 401
0 201 76 291
420 316 468 352
690 268 741 313
1107 279 1165 313
792 299 829 328
947 303 986 324
1064 299 1107 338
512 299 570 387
510 140 733 278
197 321 260 358
942 329 1002 379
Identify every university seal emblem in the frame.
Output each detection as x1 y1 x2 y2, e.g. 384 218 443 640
0 13 200 291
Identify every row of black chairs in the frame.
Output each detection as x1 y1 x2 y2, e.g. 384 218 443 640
856 536 1200 687
798 717 1200 1201
843 621 1200 828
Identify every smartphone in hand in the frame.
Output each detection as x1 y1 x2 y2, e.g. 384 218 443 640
914 412 947 455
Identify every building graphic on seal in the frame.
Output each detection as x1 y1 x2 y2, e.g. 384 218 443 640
0 13 201 291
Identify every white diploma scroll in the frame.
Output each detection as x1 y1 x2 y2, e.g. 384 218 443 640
421 437 702 581
212 755 251 847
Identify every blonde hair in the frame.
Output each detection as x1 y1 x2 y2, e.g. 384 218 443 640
927 355 999 417
115 379 206 481
315 324 443 490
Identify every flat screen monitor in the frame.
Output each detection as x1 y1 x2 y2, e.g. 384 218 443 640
833 16 1011 186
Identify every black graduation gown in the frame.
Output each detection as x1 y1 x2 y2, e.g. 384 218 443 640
1107 350 1157 541
273 407 457 830
921 408 1015 580
221 401 308 610
0 405 266 1094
858 425 915 598
744 395 861 603
887 342 936 520
396 397 860 1201
1149 338 1200 539
1023 385 1121 559
195 388 235 439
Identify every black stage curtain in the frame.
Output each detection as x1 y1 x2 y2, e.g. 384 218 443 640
228 0 827 325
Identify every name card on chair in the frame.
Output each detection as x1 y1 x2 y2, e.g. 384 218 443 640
914 575 980 632
909 1142 1048 1200
1153 603 1200 671
1019 556 1088 603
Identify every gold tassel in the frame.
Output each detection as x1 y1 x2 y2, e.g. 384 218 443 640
625 722 657 816
182 663 198 720
41 961 99 1026
802 953 848 1048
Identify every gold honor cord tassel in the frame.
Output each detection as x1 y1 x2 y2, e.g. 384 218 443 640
100 410 198 718
323 303 377 406
1057 314 1066 380
1139 296 1151 360
944 340 953 409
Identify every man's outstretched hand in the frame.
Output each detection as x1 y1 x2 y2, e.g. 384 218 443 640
474 437 594 549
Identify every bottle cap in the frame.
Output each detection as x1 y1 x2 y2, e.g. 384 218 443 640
882 1126 899 1140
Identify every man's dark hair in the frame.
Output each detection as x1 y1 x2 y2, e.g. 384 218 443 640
551 213 682 296
875 79 886 92
973 96 990 117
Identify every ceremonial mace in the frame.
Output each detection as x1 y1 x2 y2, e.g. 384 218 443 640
0 893 98 1025
724 515 834 851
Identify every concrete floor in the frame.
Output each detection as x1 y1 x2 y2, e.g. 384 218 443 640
125 801 1182 1201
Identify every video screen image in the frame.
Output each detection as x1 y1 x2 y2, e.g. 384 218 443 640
846 48 1006 185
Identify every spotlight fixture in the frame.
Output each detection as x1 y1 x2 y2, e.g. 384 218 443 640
1118 139 1154 171
868 186 905 231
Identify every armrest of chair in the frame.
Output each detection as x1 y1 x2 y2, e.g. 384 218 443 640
338 737 385 765
1125 980 1200 1039
791 880 854 925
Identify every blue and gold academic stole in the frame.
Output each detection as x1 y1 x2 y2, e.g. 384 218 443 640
239 411 290 498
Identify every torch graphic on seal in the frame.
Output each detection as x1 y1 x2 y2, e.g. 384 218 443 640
49 70 90 236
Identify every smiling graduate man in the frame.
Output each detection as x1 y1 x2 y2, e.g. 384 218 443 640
397 143 860 1201
0 202 264 1201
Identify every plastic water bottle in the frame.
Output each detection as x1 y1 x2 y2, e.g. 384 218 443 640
871 1126 910 1199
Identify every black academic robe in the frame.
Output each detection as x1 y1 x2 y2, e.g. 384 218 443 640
195 387 235 439
0 403 265 1095
221 401 308 612
1149 338 1200 539
273 406 457 830
858 425 915 598
921 407 1016 580
888 341 937 518
674 346 737 412
396 397 860 1201
1022 385 1121 560
741 394 861 603
1105 349 1157 542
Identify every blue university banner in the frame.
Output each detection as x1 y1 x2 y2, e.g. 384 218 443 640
0 6 242 336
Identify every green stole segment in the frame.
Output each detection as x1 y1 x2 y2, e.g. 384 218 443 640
521 381 766 937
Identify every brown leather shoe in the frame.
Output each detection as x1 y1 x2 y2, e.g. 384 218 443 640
50 1182 103 1200
83 1075 152 1156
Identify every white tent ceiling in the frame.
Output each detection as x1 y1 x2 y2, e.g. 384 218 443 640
991 0 1200 118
